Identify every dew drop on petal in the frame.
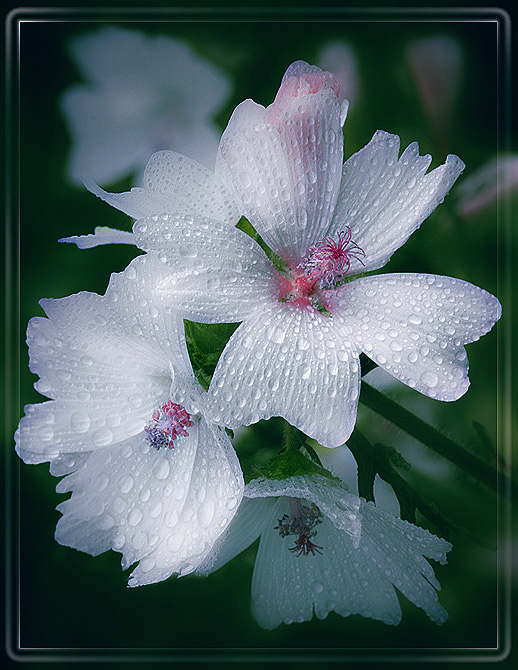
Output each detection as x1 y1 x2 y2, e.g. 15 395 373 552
420 370 439 388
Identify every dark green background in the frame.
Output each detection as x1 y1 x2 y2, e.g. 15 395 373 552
6 6 514 665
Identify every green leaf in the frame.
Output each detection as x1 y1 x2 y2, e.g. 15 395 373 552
184 319 239 389
251 443 339 484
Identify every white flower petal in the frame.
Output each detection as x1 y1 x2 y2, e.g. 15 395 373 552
196 497 274 575
245 475 361 541
208 301 361 447
81 151 240 223
55 418 243 586
359 500 451 624
60 226 135 249
62 28 230 183
133 213 275 323
330 131 465 273
332 273 501 400
218 90 343 264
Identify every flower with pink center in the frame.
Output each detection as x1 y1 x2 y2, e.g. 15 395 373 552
197 474 452 630
15 256 243 586
63 60 501 448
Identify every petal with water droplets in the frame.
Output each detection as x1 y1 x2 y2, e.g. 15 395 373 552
208 301 361 447
331 273 501 400
329 131 465 274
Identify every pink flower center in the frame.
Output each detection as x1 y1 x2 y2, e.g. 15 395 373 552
144 400 194 450
277 228 365 313
300 227 365 289
275 498 324 557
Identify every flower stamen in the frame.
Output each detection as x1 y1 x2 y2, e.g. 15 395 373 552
300 227 365 288
144 399 194 450
275 498 324 556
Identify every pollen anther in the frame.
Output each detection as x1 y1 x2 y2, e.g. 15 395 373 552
300 227 365 288
144 400 194 450
275 498 324 557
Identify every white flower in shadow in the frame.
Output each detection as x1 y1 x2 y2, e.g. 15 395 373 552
198 474 451 629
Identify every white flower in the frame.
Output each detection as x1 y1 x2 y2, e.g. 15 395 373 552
63 60 501 448
456 155 518 217
15 255 244 586
405 36 463 135
62 27 230 184
198 474 451 629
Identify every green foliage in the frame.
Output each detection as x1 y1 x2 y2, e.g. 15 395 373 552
251 434 339 484
184 319 239 389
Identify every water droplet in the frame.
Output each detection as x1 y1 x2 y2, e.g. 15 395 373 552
421 370 439 388
120 476 134 494
312 581 324 594
70 411 90 433
92 427 113 447
153 458 170 481
128 508 143 526
265 324 286 344
198 499 215 528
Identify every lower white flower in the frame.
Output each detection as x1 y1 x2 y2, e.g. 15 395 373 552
15 255 244 586
198 475 451 629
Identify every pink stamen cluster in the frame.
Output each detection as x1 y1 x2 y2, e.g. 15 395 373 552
300 227 365 289
275 498 324 557
144 400 194 450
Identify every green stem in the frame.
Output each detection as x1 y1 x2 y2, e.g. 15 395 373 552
359 381 508 495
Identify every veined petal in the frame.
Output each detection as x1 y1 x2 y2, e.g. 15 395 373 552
329 131 465 274
331 273 501 400
81 150 240 223
251 499 400 629
196 497 274 575
54 418 244 587
245 475 361 541
208 301 361 447
217 89 343 264
359 500 451 624
133 213 276 323
251 494 451 629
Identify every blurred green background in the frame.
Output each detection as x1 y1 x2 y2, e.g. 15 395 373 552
6 8 514 664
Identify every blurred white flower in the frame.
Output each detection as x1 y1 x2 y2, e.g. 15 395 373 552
64 60 501 449
406 36 463 135
317 41 359 107
198 474 451 629
456 155 518 217
15 255 243 586
62 27 231 184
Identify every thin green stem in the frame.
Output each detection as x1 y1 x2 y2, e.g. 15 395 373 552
359 381 512 495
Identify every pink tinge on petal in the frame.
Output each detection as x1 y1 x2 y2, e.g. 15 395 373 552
265 60 340 127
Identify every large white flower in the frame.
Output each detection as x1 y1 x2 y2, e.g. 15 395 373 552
197 474 451 629
15 255 244 586
62 27 230 184
63 60 501 448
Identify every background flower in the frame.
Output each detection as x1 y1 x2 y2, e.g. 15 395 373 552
62 27 231 185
